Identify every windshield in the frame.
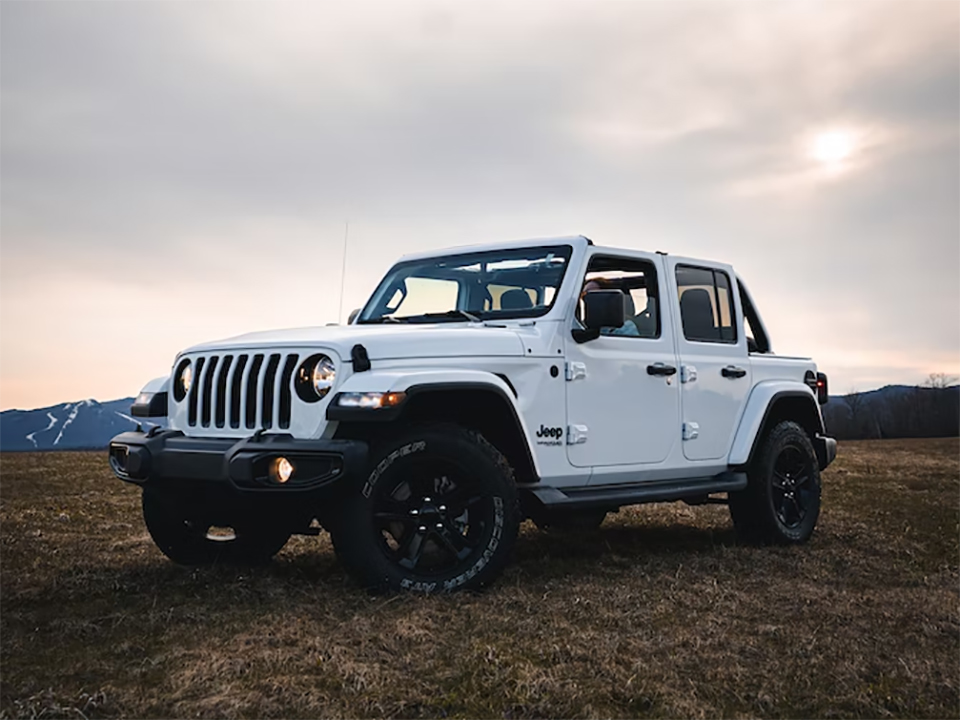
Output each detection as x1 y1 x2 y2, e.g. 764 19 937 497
359 245 573 324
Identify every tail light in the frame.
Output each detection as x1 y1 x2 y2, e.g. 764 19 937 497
805 371 829 405
816 372 829 405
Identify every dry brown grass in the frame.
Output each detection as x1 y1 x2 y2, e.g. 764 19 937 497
1 438 957 719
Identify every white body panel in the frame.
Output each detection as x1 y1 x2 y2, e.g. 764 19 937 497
152 235 825 490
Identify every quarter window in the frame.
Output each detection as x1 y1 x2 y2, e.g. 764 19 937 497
676 265 737 343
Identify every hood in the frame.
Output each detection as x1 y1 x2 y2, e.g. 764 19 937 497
183 323 527 361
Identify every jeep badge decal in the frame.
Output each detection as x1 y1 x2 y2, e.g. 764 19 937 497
536 424 563 446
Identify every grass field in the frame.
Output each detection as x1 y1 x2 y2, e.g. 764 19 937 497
1 438 957 719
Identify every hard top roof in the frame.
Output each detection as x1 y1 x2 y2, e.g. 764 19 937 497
397 235 592 263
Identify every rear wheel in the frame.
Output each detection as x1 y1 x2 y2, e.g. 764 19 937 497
142 488 291 565
331 424 521 593
729 420 821 544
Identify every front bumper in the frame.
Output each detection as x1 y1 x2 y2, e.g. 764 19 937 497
108 429 368 495
814 434 837 470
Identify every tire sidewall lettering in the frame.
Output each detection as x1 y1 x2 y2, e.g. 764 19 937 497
362 440 426 498
442 496 504 592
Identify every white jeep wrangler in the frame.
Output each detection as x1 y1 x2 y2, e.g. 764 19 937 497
110 236 836 592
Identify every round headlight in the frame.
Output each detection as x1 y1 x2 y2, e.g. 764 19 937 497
311 356 336 398
296 354 336 402
173 359 192 402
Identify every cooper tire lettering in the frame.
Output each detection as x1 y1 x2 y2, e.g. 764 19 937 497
362 440 426 498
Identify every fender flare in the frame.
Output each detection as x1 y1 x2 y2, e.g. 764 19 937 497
139 376 170 395
328 369 541 479
728 381 824 466
132 376 171 417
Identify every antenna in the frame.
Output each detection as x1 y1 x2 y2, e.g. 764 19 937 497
337 220 349 324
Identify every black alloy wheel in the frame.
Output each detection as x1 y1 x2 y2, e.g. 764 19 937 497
770 443 816 529
332 424 521 593
372 457 490 573
729 420 822 544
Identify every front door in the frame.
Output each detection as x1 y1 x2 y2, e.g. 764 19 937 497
564 252 680 468
667 260 752 461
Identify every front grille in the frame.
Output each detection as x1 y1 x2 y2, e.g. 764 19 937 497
185 352 299 430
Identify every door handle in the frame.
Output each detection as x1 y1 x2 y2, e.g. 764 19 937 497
647 363 677 377
722 365 747 379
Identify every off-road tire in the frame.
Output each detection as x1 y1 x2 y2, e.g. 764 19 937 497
533 509 607 533
729 420 821 544
331 424 521 593
142 488 291 565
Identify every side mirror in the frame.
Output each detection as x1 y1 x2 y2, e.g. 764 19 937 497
347 308 361 324
583 290 625 330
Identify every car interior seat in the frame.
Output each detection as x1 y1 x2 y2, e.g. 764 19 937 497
679 288 717 341
499 288 534 311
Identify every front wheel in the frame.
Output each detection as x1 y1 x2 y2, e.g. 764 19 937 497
729 420 821 544
331 425 521 593
142 489 291 565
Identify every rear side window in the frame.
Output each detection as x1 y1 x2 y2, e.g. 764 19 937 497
676 265 737 343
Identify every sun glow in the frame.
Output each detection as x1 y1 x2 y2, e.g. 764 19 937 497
811 130 855 165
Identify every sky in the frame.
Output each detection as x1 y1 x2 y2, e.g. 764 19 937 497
1 1 958 410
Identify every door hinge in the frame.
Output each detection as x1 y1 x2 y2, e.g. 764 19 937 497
567 424 588 445
682 422 699 440
565 361 587 381
680 365 698 383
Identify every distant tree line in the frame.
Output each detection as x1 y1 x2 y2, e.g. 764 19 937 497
822 374 960 440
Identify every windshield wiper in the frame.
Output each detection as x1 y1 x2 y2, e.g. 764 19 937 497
363 315 407 324
417 310 483 323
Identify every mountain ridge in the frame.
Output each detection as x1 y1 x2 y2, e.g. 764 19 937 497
1 398 161 451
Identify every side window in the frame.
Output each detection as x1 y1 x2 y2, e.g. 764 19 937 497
676 265 737 343
578 256 660 338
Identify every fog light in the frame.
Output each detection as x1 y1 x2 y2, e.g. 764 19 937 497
271 457 295 483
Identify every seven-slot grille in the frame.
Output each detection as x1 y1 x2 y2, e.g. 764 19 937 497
184 353 300 430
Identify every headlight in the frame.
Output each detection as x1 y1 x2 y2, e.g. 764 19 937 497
173 359 192 402
296 354 336 402
336 391 406 409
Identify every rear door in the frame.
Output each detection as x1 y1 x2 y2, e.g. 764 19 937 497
666 260 752 461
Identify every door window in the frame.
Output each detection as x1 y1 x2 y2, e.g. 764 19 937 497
578 256 660 338
676 265 737 343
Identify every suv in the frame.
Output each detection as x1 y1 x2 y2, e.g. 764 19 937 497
110 236 836 592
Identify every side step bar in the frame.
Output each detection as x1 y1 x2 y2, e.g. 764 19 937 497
523 472 747 512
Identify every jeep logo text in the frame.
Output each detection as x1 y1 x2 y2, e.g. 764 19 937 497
536 425 563 439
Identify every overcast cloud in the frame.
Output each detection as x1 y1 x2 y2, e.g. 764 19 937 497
1 1 957 409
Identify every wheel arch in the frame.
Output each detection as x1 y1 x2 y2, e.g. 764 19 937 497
729 383 824 467
331 374 540 485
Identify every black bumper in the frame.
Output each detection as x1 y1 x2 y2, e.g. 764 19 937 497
108 429 368 495
814 434 837 470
